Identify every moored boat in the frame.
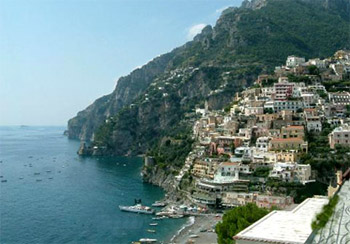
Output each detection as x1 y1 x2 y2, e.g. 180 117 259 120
151 201 166 207
119 204 154 215
139 238 157 243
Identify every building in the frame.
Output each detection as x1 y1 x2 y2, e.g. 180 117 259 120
255 137 270 152
305 116 322 132
255 195 293 209
269 162 295 182
294 164 312 184
273 100 303 112
329 124 350 149
308 58 326 69
191 158 217 179
286 55 306 68
244 106 264 116
269 138 308 153
234 197 329 244
274 80 294 100
329 92 350 105
276 151 299 162
222 193 293 209
280 125 305 139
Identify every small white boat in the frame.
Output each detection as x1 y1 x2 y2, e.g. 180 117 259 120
139 238 157 243
147 229 156 233
152 201 166 207
149 223 158 226
189 235 199 238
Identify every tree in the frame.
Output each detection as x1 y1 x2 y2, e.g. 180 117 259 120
216 203 269 244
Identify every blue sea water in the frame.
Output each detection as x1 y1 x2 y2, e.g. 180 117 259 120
0 126 186 244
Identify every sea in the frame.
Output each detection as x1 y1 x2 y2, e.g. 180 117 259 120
0 126 187 244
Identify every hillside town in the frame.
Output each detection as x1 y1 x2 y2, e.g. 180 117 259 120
168 50 350 211
149 50 350 243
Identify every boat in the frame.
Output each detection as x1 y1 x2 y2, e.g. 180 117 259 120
139 238 157 243
149 223 158 226
170 214 184 219
189 235 199 238
119 204 154 215
1 180 7 183
152 201 166 207
152 216 168 220
147 229 156 233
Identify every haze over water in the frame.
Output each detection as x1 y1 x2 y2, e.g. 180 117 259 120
0 126 186 243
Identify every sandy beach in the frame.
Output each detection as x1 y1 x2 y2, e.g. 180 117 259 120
168 215 222 244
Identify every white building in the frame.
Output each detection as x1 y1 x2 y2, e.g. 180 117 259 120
244 106 264 116
308 58 326 69
286 55 306 68
256 137 270 152
261 87 275 97
269 162 295 182
306 116 322 132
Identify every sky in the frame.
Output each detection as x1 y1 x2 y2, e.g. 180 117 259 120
0 0 242 126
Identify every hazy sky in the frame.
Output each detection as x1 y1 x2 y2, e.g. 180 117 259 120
0 0 242 126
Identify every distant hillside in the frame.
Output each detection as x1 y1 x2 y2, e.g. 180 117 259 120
68 0 350 160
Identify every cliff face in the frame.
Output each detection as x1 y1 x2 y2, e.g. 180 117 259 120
68 0 350 159
67 52 176 141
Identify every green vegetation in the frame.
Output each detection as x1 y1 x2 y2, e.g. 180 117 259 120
261 78 277 87
252 167 270 178
266 179 328 203
307 65 320 75
323 80 350 92
216 203 269 244
147 124 194 169
301 124 350 182
311 195 339 230
287 74 312 85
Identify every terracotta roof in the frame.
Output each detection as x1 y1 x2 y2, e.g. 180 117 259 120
285 125 304 130
221 162 239 166
270 138 304 143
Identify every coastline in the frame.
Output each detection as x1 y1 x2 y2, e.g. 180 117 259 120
168 215 221 244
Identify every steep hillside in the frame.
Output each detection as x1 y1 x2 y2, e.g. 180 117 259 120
68 0 350 163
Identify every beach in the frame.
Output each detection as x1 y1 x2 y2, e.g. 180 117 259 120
169 215 222 244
